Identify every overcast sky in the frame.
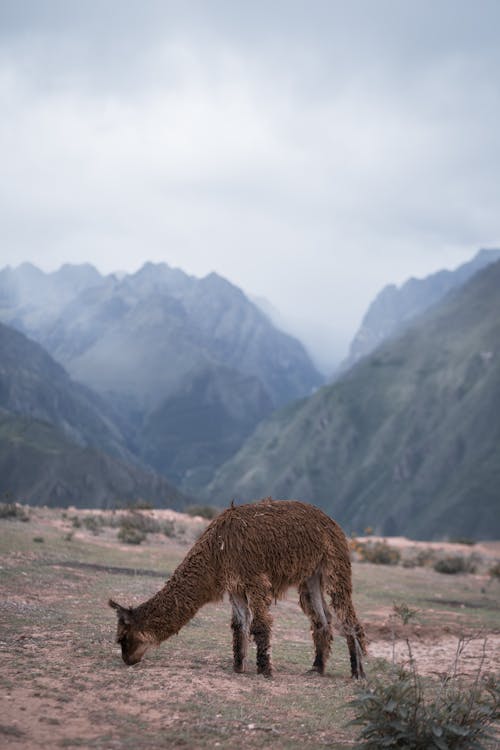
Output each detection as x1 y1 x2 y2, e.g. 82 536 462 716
1 1 499 371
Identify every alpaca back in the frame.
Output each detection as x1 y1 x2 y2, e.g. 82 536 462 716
198 499 352 597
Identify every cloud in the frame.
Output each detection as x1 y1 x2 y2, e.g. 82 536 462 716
0 1 499 371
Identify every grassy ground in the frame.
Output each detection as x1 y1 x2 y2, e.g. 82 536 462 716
0 508 499 749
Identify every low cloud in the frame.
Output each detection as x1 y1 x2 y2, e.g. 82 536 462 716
1 1 499 370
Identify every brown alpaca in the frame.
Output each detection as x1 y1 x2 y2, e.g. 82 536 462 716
109 498 366 678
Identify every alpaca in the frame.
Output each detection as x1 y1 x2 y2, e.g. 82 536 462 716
109 498 366 678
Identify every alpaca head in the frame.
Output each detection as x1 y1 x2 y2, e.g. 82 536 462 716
108 599 151 665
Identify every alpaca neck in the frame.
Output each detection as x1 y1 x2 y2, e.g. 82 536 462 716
137 545 222 642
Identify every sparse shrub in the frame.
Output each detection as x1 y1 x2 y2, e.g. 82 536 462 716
355 540 401 565
117 524 146 545
185 504 220 520
83 515 103 535
449 537 476 546
392 601 419 626
120 511 161 534
402 547 437 568
127 499 154 511
71 515 81 528
433 555 477 575
0 502 29 521
349 636 500 750
163 520 176 538
33 536 44 543
64 531 74 542
488 560 500 581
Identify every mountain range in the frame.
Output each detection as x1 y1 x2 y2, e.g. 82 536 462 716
205 259 500 539
0 323 187 509
337 248 500 376
0 262 321 494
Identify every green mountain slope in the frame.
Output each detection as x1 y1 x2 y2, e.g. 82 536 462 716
0 413 187 509
206 261 500 539
0 322 130 461
337 248 500 375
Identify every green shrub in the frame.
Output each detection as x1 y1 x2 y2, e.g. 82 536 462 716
163 520 176 538
126 500 154 511
392 601 419 626
120 511 161 534
403 548 437 568
449 537 476 546
185 504 220 520
350 664 499 749
357 540 401 565
0 502 29 521
117 524 146 545
433 556 477 575
489 560 500 580
82 515 103 535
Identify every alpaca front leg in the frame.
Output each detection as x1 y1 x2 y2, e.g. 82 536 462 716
230 593 251 673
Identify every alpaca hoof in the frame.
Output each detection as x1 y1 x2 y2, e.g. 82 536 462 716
257 666 273 678
306 666 324 676
233 663 245 674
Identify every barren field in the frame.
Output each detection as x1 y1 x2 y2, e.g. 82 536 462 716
1 507 499 749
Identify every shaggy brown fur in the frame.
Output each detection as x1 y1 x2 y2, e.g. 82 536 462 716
109 498 366 678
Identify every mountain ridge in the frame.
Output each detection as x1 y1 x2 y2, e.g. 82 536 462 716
205 260 500 539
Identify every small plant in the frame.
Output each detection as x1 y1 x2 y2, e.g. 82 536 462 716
433 556 477 575
185 504 220 520
33 536 45 543
449 537 476 546
488 560 500 581
127 500 154 511
64 531 74 542
403 547 437 568
355 540 401 566
83 515 103 535
120 511 161 534
163 520 176 538
392 601 419 626
71 515 81 528
0 502 30 521
117 524 146 545
349 638 500 749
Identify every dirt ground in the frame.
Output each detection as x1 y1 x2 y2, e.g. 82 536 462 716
1 507 499 749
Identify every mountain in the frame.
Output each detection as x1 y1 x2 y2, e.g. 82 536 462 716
0 321 129 460
205 260 500 540
337 248 500 376
0 413 186 509
0 261 322 492
0 322 187 509
139 363 273 493
0 262 321 411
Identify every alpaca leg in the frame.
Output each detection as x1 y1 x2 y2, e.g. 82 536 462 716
247 582 273 677
230 592 252 674
330 593 366 679
299 573 333 675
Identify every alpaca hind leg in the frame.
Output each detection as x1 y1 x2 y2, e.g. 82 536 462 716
330 592 366 679
230 592 252 674
299 573 333 675
247 582 273 677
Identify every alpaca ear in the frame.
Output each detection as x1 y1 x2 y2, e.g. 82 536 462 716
108 598 133 624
